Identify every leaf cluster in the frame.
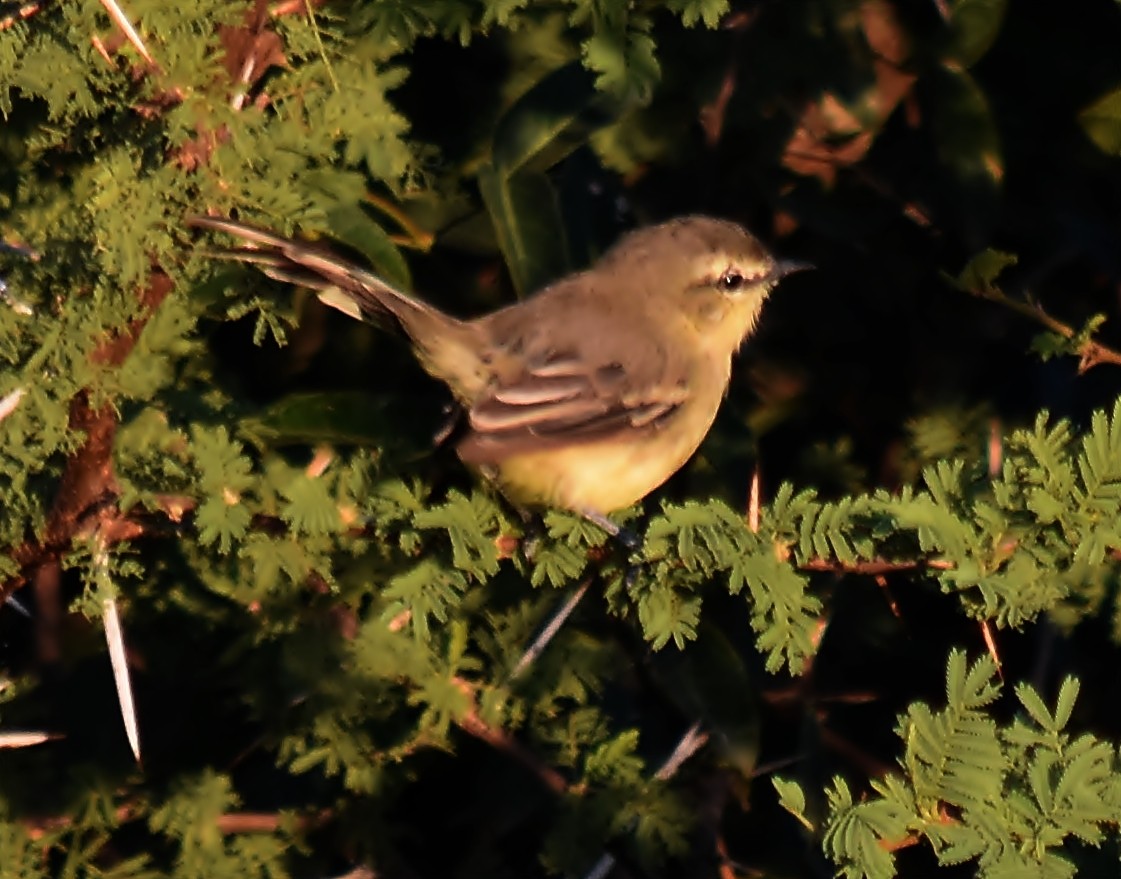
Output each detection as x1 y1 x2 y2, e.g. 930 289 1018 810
778 650 1121 879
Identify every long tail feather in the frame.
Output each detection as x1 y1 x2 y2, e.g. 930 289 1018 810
187 215 486 398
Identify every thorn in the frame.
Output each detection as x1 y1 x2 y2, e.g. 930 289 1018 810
988 417 1002 478
102 584 142 761
305 445 333 478
512 579 592 679
980 620 1003 680
97 0 154 65
748 462 761 533
4 593 31 618
0 730 62 749
0 387 26 423
581 722 709 879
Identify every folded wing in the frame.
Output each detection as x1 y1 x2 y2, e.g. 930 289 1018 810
457 315 690 463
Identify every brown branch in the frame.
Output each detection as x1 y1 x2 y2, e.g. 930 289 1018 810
215 809 333 834
24 803 331 838
969 285 1121 374
2 272 174 607
798 557 954 575
1078 339 1121 372
364 192 435 252
33 561 62 665
453 678 569 795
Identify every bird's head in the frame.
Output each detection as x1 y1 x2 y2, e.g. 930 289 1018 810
600 216 808 351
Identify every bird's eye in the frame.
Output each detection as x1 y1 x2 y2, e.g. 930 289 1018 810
719 271 746 293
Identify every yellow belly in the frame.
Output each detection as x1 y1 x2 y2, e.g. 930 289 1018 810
490 399 719 513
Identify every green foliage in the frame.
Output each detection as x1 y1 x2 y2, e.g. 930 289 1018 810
1080 86 1121 155
778 651 1121 879
6 1 1121 877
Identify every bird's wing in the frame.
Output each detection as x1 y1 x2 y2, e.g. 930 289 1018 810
455 311 691 464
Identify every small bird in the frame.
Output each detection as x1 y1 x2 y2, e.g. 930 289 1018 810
189 215 806 535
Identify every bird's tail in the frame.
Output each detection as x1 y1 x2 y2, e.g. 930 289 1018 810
187 216 485 399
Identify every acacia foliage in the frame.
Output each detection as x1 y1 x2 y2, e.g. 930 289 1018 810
5 1 1121 877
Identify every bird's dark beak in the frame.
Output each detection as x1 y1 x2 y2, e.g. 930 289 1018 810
770 259 814 282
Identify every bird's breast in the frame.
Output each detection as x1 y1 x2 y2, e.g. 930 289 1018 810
486 378 728 514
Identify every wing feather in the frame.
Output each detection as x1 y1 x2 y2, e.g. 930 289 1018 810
457 336 689 464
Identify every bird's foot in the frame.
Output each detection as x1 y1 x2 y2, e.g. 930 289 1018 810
579 508 641 554
514 509 545 564
578 508 645 591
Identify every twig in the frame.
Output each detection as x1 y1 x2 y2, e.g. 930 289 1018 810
798 557 953 575
364 192 435 252
654 721 708 781
969 284 1121 373
215 809 333 833
301 0 338 92
23 803 330 838
454 679 569 795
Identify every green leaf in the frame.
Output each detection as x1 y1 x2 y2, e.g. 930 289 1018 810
1079 87 1121 156
414 490 501 578
324 201 413 291
1015 682 1055 732
1052 677 1079 730
239 392 398 449
380 558 469 641
478 164 570 297
280 473 342 537
944 0 1008 68
584 730 645 784
930 66 1003 193
666 0 730 28
773 777 812 830
581 25 661 102
492 61 626 176
195 495 252 554
953 249 1018 292
650 621 760 778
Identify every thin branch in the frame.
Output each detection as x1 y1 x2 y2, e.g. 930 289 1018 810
454 678 569 795
800 557 931 575
215 809 333 833
365 192 435 252
23 804 330 838
969 284 1121 373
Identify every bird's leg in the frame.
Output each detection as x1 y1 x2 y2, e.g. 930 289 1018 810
515 506 545 563
578 509 641 552
577 509 645 591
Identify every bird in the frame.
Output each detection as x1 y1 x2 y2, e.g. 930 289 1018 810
188 214 807 537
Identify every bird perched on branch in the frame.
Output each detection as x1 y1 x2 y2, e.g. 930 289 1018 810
189 214 806 538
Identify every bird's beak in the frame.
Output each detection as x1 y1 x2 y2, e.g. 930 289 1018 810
769 259 814 282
